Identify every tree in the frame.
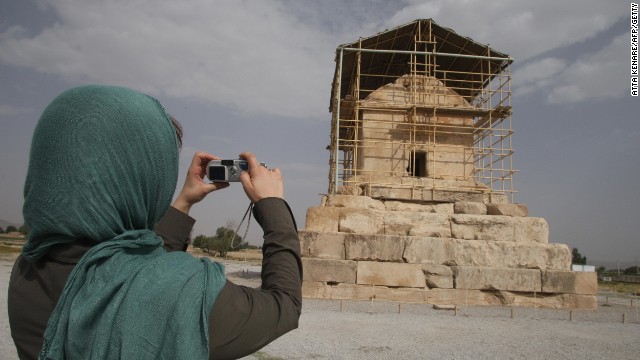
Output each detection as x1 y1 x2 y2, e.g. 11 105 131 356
19 224 29 236
624 266 639 275
571 248 587 265
192 226 248 258
5 225 17 233
0 226 4 234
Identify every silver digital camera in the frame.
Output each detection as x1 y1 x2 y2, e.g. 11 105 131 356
207 159 248 182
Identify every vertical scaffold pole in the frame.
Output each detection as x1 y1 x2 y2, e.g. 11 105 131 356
334 48 344 194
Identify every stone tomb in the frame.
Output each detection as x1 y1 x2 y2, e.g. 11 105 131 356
300 195 597 309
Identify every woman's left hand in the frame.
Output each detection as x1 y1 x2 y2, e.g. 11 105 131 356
172 151 229 214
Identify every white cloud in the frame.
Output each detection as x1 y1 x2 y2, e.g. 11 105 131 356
0 0 335 120
512 58 567 95
547 33 629 104
0 0 630 115
387 0 627 61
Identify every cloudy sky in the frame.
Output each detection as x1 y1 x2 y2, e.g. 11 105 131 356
0 0 637 266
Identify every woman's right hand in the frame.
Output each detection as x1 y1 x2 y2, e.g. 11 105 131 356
239 152 284 203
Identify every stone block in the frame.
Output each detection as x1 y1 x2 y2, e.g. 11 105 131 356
429 189 484 203
344 234 405 262
305 206 340 232
403 237 455 265
505 292 597 310
451 214 514 241
302 282 373 300
369 186 484 203
301 283 596 309
483 192 509 204
454 202 487 215
541 270 598 295
357 261 425 288
299 231 345 259
326 194 385 210
338 208 384 234
452 266 541 292
422 264 454 289
371 286 428 303
425 289 487 305
384 201 454 214
450 240 570 270
546 244 572 270
384 212 451 237
513 217 549 243
302 258 356 284
486 203 528 217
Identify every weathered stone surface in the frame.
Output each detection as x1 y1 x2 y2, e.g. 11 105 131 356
305 206 340 232
344 234 405 261
301 283 596 309
425 289 490 305
454 202 487 215
302 258 356 284
326 194 385 210
338 208 384 234
513 217 548 243
483 192 509 204
450 240 570 270
546 244 572 270
542 270 598 295
403 237 455 265
433 304 457 310
506 292 597 310
368 186 484 203
452 266 541 292
301 282 428 302
384 212 451 237
383 201 454 214
422 264 454 289
357 261 425 288
299 231 345 259
486 203 528 217
451 214 514 241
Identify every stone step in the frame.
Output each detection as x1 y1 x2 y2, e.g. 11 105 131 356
299 231 569 270
304 207 548 243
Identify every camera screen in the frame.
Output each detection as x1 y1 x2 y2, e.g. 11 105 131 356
209 166 226 181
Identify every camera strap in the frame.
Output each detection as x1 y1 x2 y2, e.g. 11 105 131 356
230 202 253 249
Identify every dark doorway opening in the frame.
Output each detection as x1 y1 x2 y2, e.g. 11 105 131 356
410 151 427 177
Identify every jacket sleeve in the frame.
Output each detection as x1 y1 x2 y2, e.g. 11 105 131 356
208 197 302 360
154 206 196 252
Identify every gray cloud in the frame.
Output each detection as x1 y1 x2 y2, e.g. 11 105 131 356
386 0 627 61
547 33 629 104
0 0 335 119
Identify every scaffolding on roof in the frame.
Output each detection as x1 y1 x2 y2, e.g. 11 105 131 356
327 19 517 203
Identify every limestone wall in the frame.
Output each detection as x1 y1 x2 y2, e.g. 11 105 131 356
354 75 476 181
300 195 597 309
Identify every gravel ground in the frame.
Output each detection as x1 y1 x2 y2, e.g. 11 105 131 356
2 254 639 360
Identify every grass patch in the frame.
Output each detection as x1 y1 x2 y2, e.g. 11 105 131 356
599 281 640 295
0 244 22 253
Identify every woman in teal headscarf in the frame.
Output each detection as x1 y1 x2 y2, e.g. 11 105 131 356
8 85 302 359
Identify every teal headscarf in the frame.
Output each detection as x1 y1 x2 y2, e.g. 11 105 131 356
22 85 226 359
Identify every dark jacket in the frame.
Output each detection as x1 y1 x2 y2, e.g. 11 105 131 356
8 197 302 360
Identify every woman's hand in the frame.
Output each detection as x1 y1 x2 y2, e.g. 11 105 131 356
239 152 284 203
173 152 229 214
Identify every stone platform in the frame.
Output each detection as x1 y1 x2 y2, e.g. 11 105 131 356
300 194 597 309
